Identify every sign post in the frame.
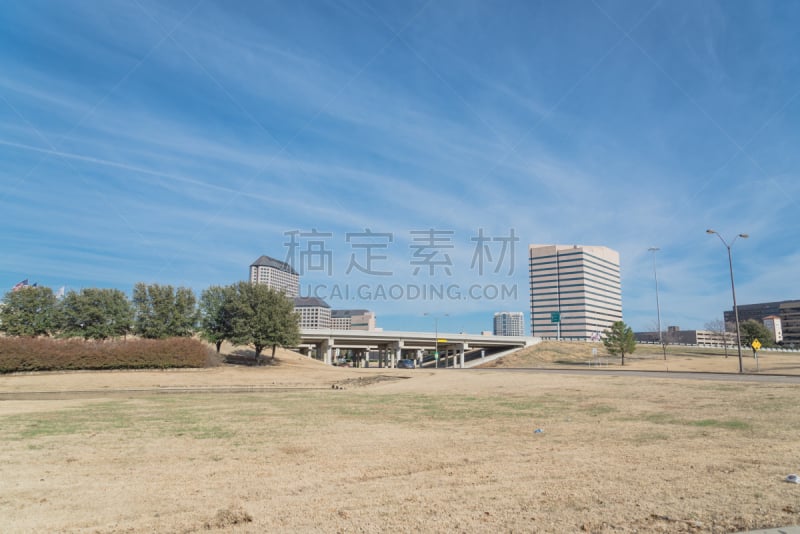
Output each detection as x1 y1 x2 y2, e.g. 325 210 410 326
751 339 761 371
551 312 561 341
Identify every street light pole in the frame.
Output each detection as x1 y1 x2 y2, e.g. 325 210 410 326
424 312 448 368
435 317 439 368
648 247 666 360
706 229 749 373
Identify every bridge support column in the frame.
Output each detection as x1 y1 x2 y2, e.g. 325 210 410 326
392 341 404 368
319 339 333 365
459 344 465 368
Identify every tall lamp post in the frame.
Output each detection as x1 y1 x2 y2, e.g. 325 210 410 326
648 247 666 360
706 229 749 373
424 312 448 368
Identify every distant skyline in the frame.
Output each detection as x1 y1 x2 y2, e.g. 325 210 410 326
2 1 799 335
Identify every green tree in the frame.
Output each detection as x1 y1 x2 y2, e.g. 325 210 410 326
738 319 774 351
57 288 133 340
198 285 234 353
602 320 636 366
0 286 57 336
226 282 300 359
132 283 197 339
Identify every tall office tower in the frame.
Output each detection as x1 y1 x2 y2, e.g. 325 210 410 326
249 255 300 297
493 312 525 336
529 244 622 340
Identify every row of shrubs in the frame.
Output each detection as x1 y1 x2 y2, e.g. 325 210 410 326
0 337 216 373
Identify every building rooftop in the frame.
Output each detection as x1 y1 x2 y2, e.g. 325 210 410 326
293 297 330 308
331 309 371 317
250 255 297 275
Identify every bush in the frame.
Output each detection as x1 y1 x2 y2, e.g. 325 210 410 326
0 337 213 373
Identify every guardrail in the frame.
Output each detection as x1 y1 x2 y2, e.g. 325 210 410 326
634 340 800 352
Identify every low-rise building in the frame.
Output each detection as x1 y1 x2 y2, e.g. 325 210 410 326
635 327 737 347
293 297 331 329
331 309 376 331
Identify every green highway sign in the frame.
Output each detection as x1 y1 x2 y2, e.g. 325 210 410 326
551 312 561 323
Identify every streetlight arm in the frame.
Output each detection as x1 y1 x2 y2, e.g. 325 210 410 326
707 229 729 248
708 229 749 248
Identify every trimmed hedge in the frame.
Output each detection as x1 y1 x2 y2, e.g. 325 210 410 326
0 337 213 373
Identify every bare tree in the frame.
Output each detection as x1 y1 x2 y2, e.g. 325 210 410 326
647 321 667 360
704 319 728 358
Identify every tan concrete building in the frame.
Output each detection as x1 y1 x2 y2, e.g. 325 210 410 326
293 297 331 329
636 328 737 347
331 309 376 331
249 255 299 297
529 244 622 340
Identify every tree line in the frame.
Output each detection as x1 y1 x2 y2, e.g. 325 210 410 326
0 281 300 359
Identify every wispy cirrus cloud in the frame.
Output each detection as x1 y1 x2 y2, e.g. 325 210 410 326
2 0 799 333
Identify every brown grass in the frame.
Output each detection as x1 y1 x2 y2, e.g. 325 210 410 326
1 345 799 533
480 340 800 375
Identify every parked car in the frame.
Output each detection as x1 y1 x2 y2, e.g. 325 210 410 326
397 359 416 369
333 357 349 366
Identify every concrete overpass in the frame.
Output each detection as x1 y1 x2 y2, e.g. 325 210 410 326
297 329 540 368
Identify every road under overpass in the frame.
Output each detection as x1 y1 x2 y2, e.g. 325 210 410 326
297 329 540 368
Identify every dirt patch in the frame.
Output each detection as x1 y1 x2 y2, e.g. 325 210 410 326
201 504 252 530
331 374 408 389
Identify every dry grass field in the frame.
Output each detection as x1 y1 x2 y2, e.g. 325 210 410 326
481 341 800 375
1 343 799 533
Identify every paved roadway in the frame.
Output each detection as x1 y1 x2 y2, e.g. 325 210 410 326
737 528 800 534
468 367 800 384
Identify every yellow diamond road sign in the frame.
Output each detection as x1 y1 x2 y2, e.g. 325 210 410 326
751 339 762 351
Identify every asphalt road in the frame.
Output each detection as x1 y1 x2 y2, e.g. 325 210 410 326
470 367 800 384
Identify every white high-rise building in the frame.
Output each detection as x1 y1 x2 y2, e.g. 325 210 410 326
493 312 524 336
529 244 622 340
249 255 299 297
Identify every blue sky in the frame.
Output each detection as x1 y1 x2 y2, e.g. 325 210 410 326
2 0 798 335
